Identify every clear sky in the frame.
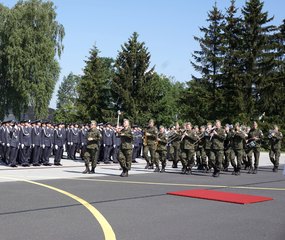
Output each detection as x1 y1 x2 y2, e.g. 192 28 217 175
2 0 285 109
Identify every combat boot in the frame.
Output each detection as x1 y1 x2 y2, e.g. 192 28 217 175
247 166 253 174
186 167 192 175
154 166 160 172
82 164 90 174
273 167 278 173
144 162 150 169
172 162 178 168
160 164 166 173
181 167 187 174
90 167 95 174
252 168 258 174
148 163 154 169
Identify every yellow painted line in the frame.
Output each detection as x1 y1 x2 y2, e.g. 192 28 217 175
0 176 116 240
75 178 285 191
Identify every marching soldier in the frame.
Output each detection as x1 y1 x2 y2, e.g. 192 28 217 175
132 125 141 163
143 119 158 169
202 122 214 172
268 125 283 172
246 121 264 174
180 122 199 174
154 125 167 172
83 120 101 174
223 124 234 171
231 123 247 175
117 118 133 177
210 120 226 177
171 122 182 168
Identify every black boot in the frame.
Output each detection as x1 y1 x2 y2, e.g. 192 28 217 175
181 167 187 174
172 162 178 168
148 163 154 169
154 166 160 172
90 167 95 174
145 162 150 169
247 166 253 174
186 167 192 175
82 164 90 174
252 168 258 174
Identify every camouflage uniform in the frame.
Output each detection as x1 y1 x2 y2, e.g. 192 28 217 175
83 127 101 174
118 126 133 176
231 131 247 175
154 132 167 172
211 128 226 176
269 131 283 172
246 128 263 174
143 126 158 169
180 130 199 174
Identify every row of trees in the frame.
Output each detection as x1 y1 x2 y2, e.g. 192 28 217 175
1 0 284 131
55 33 184 126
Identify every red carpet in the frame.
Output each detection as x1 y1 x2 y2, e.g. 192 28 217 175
167 189 273 204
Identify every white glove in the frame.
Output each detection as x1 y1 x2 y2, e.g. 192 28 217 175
132 144 134 148
67 142 70 145
2 143 5 146
32 144 35 148
51 144 53 148
82 143 84 146
42 144 45 149
7 143 10 147
21 144 24 149
113 145 116 148
70 142 73 146
55 145 58 150
103 144 106 147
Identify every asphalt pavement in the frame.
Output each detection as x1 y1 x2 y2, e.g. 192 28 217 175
0 152 285 240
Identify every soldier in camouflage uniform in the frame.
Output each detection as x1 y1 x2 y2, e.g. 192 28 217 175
117 119 133 177
83 120 101 174
143 119 158 169
231 123 247 175
223 124 234 171
171 123 182 168
246 121 264 174
269 125 283 172
202 123 214 172
180 122 199 175
210 120 226 177
154 125 167 173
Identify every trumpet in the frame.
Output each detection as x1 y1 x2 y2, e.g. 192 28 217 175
268 130 276 139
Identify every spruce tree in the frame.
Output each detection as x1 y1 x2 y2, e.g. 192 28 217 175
240 0 275 121
76 45 115 123
191 3 224 120
112 32 155 124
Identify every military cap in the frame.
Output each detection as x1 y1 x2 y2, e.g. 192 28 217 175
91 120 97 125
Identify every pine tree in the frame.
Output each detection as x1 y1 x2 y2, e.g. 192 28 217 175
76 45 115 123
191 3 224 120
112 32 155 124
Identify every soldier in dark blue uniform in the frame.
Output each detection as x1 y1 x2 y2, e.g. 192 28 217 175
0 121 5 164
132 125 141 163
31 120 42 166
9 121 20 167
19 120 32 166
79 124 88 160
67 123 80 160
41 121 53 166
53 123 66 165
103 122 114 164
112 124 121 164
3 121 12 164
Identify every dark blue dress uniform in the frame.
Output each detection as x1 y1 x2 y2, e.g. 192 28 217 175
3 124 12 164
112 134 121 163
9 125 20 167
54 126 66 165
41 126 53 165
19 125 32 166
67 126 80 160
79 127 88 159
103 127 115 163
0 123 5 164
31 124 42 166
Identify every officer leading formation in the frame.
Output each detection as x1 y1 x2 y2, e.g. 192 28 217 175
0 118 283 177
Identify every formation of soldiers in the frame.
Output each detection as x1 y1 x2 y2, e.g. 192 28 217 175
0 118 283 178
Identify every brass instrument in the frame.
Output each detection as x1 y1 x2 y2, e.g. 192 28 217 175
268 130 276 139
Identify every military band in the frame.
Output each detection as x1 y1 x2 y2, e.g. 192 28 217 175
0 118 283 178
